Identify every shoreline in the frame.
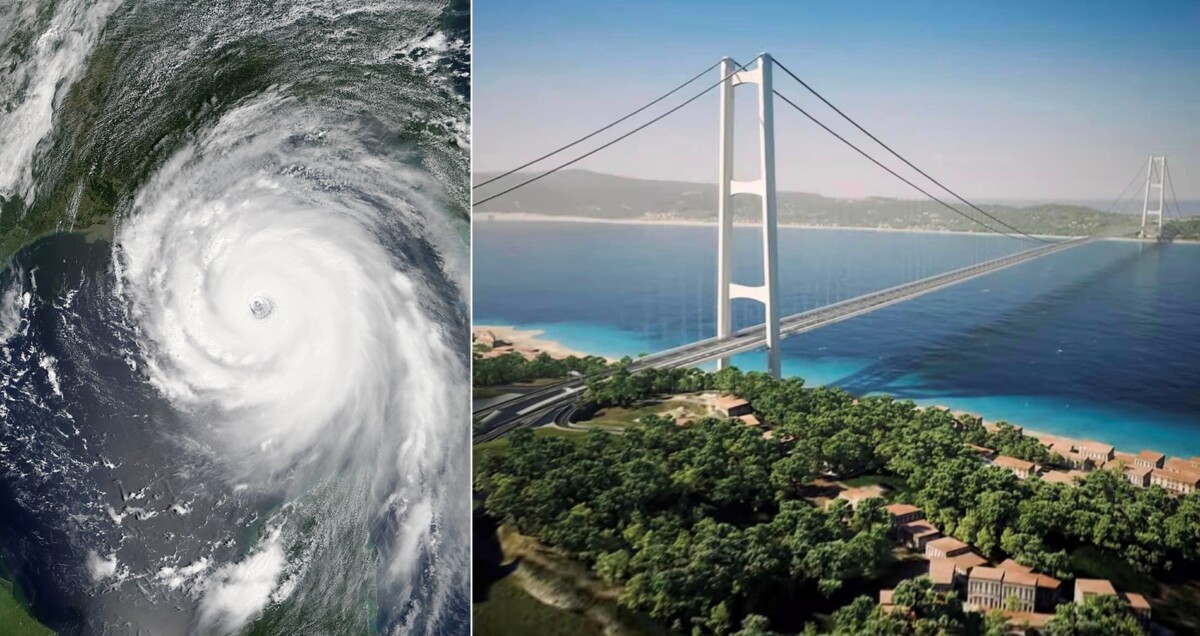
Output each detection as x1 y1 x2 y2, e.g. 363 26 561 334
473 324 599 361
2 218 115 273
476 212 1089 241
480 321 1189 461
477 212 1200 245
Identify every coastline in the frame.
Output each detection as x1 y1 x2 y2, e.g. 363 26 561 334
2 218 115 273
473 324 598 360
475 211 1087 241
479 321 1191 460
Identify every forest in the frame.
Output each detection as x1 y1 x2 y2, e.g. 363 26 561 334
1161 218 1200 241
476 366 1199 634
472 351 613 386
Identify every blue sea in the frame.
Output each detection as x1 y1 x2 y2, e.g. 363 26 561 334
474 219 1200 457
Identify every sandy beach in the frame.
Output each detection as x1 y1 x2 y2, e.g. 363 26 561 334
475 211 1084 241
473 324 597 360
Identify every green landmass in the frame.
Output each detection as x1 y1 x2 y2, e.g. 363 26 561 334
474 365 1200 635
1162 218 1200 241
0 578 53 636
473 170 1143 237
473 351 612 387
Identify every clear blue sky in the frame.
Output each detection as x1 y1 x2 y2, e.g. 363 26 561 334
473 0 1200 202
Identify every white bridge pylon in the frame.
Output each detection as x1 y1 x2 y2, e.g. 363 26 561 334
716 54 782 377
1140 154 1167 238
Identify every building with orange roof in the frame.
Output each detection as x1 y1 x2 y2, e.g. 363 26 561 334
738 414 762 427
998 559 1033 574
1151 467 1200 494
1078 440 1115 462
1074 578 1117 603
969 565 1060 612
899 519 941 550
993 455 1036 479
967 566 1006 609
1122 592 1151 627
884 503 923 526
928 559 957 592
1032 574 1062 611
715 395 752 417
1135 450 1165 469
1001 570 1040 612
1164 456 1200 474
948 551 988 576
925 536 971 559
1124 465 1152 488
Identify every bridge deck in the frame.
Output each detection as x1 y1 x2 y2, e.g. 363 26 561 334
474 234 1110 442
632 235 1100 371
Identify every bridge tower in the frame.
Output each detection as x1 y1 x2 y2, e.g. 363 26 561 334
1140 155 1166 238
716 54 782 377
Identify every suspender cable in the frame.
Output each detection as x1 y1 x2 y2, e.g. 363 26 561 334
773 88 1040 242
473 56 760 208
473 59 723 190
772 59 1048 243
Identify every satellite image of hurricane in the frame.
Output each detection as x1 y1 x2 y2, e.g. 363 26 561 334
0 0 470 634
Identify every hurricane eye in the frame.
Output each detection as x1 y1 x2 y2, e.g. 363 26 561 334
249 296 274 320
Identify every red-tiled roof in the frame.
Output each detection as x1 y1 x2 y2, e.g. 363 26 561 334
1153 467 1200 486
1004 570 1040 587
714 395 749 410
1123 592 1151 610
998 559 1033 574
970 566 1005 581
1035 574 1062 590
1138 450 1165 463
885 503 920 517
1124 465 1152 478
949 551 988 571
929 559 956 585
927 536 968 554
1076 579 1117 596
1079 439 1114 455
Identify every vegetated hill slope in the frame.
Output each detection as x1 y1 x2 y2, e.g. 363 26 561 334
473 170 1138 237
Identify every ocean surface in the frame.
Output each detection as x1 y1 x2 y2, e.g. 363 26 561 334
0 0 470 633
475 219 1200 457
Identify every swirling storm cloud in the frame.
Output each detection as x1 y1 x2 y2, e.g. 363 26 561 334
0 0 469 634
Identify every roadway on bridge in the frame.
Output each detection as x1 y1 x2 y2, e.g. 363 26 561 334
472 233 1120 444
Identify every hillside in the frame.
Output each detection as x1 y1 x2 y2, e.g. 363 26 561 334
473 170 1140 237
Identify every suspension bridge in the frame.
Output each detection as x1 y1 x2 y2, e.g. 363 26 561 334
472 53 1185 443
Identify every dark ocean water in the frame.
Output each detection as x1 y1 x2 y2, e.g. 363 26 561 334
475 219 1200 457
0 0 470 633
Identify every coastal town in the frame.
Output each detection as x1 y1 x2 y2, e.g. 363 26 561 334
474 325 1199 634
708 394 1189 633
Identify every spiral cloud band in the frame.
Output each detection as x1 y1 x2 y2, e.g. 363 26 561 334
114 90 469 633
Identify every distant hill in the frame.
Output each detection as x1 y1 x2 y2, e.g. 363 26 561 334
473 170 1140 237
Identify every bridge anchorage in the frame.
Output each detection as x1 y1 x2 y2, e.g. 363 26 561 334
716 54 782 377
1140 155 1167 239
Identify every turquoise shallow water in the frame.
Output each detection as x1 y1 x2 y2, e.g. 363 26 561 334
475 220 1200 458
